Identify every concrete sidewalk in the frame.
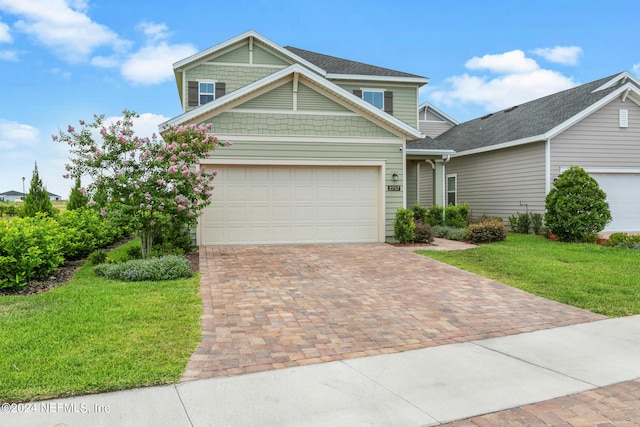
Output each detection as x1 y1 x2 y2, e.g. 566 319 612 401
2 315 639 427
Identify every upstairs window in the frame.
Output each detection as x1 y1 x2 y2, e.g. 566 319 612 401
352 89 393 115
187 81 226 107
363 90 384 109
199 82 215 105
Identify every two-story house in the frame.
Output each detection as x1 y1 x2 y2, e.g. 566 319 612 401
163 30 449 245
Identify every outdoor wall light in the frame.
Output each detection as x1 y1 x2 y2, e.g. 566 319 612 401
392 173 399 181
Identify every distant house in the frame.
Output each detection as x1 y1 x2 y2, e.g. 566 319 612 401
409 71 640 233
0 190 61 202
0 190 25 201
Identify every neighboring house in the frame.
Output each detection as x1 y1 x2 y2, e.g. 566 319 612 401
163 30 446 246
409 71 640 233
418 102 458 138
48 192 61 201
0 191 25 201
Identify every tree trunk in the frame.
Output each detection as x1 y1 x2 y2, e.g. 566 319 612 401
139 228 153 259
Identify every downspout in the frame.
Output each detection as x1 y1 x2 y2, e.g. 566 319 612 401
545 138 551 194
442 155 450 223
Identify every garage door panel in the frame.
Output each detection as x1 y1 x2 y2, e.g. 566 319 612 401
591 173 640 232
202 165 381 245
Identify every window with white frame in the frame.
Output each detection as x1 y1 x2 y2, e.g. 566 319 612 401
447 174 457 206
199 82 215 105
362 90 384 110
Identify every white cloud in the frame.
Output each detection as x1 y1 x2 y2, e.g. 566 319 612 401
532 46 582 65
0 49 17 60
102 112 170 139
0 19 11 43
0 0 130 62
465 50 539 74
0 119 40 149
138 21 170 42
429 50 577 114
633 63 640 76
90 55 119 68
121 42 197 85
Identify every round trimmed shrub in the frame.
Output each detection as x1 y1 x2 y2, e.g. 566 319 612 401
545 166 612 242
465 219 506 244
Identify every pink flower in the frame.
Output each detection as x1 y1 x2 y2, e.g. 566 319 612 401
52 135 59 141
182 169 190 177
144 192 152 200
67 125 75 133
147 204 152 210
79 120 85 126
168 166 178 174
188 210 195 217
100 207 107 217
88 200 96 207
156 179 165 185
177 205 186 211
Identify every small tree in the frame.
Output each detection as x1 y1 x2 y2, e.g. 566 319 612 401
55 110 230 258
22 162 54 217
545 166 612 242
67 176 88 211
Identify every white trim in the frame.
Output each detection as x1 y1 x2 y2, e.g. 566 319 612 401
418 102 459 125
592 71 640 92
545 138 551 194
229 108 358 117
197 80 216 106
199 159 387 242
561 166 640 174
361 88 385 110
453 135 545 157
202 61 286 69
173 30 327 77
446 173 457 206
328 73 428 84
162 63 422 140
405 149 456 156
213 134 403 144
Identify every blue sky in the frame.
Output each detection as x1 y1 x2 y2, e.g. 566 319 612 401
1 0 638 198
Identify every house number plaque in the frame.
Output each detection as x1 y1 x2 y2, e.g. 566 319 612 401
387 185 401 191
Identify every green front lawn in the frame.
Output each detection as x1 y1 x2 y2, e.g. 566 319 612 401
0 240 202 403
419 234 640 317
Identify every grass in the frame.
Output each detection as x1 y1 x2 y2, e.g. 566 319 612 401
419 233 640 317
0 240 202 403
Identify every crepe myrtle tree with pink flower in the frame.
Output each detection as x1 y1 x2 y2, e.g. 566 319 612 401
55 110 230 258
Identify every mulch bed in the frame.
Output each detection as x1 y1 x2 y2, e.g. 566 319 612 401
0 247 200 297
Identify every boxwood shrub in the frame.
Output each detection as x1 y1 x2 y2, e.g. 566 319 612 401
465 219 506 244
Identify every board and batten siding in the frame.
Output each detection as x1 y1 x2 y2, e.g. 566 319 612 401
447 141 547 220
550 98 640 179
202 138 404 239
418 161 435 206
334 82 418 129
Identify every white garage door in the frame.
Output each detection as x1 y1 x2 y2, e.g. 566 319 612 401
591 173 640 232
201 165 381 245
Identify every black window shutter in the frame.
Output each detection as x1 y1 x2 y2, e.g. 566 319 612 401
352 89 362 98
384 91 393 114
215 82 226 99
188 81 198 106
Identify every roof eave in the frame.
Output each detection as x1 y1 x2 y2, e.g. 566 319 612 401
406 149 456 156
328 73 429 85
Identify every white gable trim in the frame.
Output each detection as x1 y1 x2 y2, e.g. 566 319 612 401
173 30 326 76
162 64 422 140
592 71 640 92
328 73 429 85
418 102 459 125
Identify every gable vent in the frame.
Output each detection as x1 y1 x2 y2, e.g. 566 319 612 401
620 109 629 128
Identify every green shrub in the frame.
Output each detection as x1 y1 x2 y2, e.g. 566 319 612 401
432 225 467 241
530 213 544 235
411 202 428 224
508 212 531 234
88 250 108 265
444 204 469 228
608 233 640 249
0 215 65 290
22 163 56 218
0 203 20 217
545 166 612 242
424 206 444 226
93 255 193 281
465 219 506 244
125 245 143 260
394 208 415 243
414 222 434 243
55 208 125 260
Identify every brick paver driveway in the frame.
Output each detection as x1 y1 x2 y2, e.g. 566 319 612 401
182 244 605 381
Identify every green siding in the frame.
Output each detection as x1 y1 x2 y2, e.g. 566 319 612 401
406 160 418 206
298 83 350 112
335 82 418 129
209 44 250 63
205 112 394 137
253 45 290 66
205 138 404 239
237 82 294 110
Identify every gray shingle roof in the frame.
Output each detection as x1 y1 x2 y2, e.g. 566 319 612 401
424 72 633 153
284 46 426 79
